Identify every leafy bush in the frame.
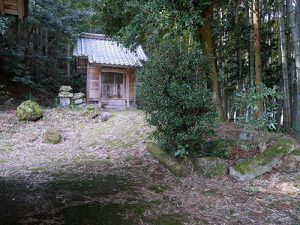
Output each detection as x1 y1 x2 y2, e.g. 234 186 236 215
234 84 282 135
70 73 86 93
137 41 217 158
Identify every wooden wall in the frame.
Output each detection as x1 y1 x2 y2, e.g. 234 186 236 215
128 69 136 101
87 64 100 101
86 63 137 105
0 0 28 18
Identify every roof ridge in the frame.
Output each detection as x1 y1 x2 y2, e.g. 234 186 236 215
80 32 112 40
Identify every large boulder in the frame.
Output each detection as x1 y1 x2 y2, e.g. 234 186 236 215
193 157 227 178
281 149 300 173
59 86 73 92
16 100 43 121
230 136 297 181
43 128 62 144
237 132 256 152
146 143 189 177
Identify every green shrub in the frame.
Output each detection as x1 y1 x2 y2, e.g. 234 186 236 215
234 84 282 134
138 40 217 158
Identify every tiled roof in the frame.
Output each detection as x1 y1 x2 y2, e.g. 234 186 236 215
73 33 147 67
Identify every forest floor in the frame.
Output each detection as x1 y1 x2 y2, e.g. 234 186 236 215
0 107 299 225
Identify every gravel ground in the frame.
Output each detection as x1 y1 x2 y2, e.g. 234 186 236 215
0 107 299 225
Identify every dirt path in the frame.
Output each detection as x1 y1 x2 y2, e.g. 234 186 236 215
0 107 299 225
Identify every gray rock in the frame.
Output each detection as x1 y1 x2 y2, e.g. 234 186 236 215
230 136 297 181
74 98 85 105
281 150 300 173
237 139 256 152
258 140 267 153
76 102 86 108
58 92 73 98
193 157 227 178
43 128 62 144
237 132 256 152
59 86 73 92
73 92 85 100
59 97 71 107
239 132 255 141
101 112 110 122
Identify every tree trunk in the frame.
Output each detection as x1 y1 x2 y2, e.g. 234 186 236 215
253 0 264 114
198 1 225 121
235 1 243 81
278 0 292 131
248 0 255 88
286 0 297 129
66 0 71 80
287 0 300 136
45 29 48 57
23 26 35 63
66 41 71 79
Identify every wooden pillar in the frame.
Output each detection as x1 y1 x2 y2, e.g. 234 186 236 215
98 67 102 107
17 0 24 19
126 72 130 106
133 73 137 105
86 63 90 102
0 0 4 16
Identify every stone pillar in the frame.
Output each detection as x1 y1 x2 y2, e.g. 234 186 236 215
58 86 73 107
73 92 86 108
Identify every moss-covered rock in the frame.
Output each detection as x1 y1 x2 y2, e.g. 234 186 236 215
146 143 189 177
230 136 297 181
291 149 300 157
16 100 43 121
43 128 62 144
193 157 227 178
281 149 300 173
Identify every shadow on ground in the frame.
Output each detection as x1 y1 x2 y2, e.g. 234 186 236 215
0 170 183 225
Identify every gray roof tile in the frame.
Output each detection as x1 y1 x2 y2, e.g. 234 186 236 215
73 33 147 67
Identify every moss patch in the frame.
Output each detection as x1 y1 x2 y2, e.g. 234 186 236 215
43 128 62 144
124 155 139 162
150 214 185 225
16 100 43 121
234 137 296 174
57 202 148 225
230 136 297 181
149 185 167 194
291 149 300 157
193 157 227 178
146 143 189 177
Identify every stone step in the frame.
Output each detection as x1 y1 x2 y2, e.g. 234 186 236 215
101 99 126 107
